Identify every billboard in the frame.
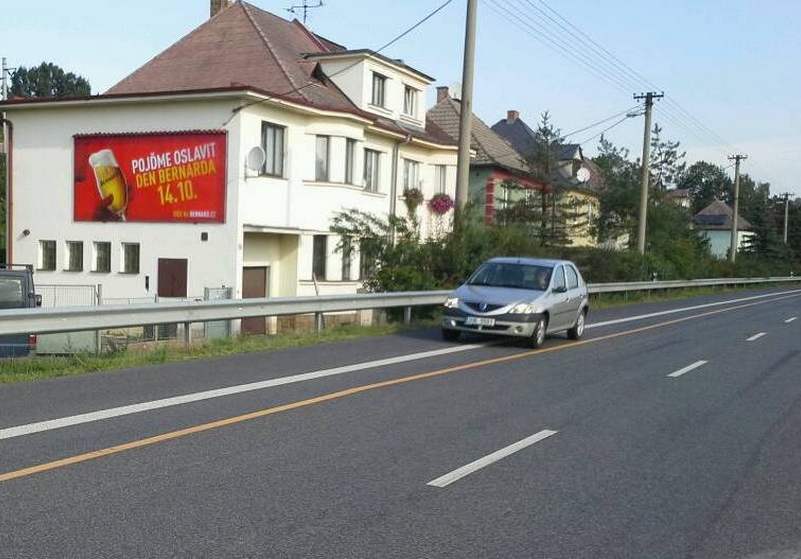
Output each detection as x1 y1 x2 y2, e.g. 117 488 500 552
74 131 227 223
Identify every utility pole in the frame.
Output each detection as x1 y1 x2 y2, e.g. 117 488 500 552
454 0 477 214
1 57 8 101
728 154 747 262
783 192 791 245
633 92 663 254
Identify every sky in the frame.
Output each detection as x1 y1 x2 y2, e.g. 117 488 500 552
4 0 800 198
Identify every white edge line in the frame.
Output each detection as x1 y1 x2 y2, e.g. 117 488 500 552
746 332 767 342
0 342 490 441
667 360 708 378
785 317 798 323
427 429 558 488
587 289 801 330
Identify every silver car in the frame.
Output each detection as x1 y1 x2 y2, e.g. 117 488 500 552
441 257 589 348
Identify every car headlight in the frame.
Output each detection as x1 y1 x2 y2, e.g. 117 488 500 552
443 297 459 308
510 303 534 314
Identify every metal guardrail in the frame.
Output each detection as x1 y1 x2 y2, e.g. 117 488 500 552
0 276 798 342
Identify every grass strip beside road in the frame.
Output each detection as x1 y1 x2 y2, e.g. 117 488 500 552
0 321 435 386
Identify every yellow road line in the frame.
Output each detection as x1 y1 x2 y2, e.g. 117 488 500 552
1 292 798 484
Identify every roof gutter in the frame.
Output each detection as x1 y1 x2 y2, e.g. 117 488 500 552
1 115 12 264
389 134 413 245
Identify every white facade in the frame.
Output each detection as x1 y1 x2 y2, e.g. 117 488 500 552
4 86 457 309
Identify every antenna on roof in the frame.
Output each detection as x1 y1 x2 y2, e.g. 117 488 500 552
286 0 323 24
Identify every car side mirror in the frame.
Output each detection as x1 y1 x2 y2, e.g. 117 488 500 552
35 294 43 307
552 285 568 294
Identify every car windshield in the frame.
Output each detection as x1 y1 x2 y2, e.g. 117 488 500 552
466 262 552 290
0 278 25 309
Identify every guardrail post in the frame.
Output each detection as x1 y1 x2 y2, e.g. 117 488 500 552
403 306 412 324
315 312 323 333
184 322 191 346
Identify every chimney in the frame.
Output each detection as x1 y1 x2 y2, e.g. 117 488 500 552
211 0 234 17
507 110 519 124
436 86 450 103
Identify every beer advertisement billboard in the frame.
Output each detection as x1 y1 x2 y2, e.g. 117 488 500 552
74 131 226 223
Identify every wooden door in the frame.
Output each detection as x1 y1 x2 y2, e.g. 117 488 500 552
157 258 188 298
242 266 268 335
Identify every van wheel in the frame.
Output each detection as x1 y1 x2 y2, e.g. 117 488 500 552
528 316 548 349
567 309 586 340
442 328 460 342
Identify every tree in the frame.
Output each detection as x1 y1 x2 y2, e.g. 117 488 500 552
593 135 640 246
10 62 91 98
677 161 732 213
526 111 565 243
649 123 686 191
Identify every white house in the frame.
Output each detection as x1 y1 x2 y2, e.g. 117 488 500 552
0 1 457 334
693 199 755 258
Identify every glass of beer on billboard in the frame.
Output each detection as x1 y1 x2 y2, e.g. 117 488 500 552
89 149 128 220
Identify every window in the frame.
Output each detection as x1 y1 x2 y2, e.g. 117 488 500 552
39 240 56 271
345 139 356 184
566 265 579 290
0 278 24 309
371 73 386 107
403 85 417 117
364 149 380 192
402 159 420 190
315 135 330 181
93 242 111 273
65 241 83 272
312 235 327 280
261 121 285 177
341 236 352 281
121 243 140 274
553 265 566 290
359 238 377 280
434 165 447 194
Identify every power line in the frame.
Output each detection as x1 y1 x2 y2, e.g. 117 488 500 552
562 104 642 139
491 0 746 166
577 115 632 147
483 0 635 95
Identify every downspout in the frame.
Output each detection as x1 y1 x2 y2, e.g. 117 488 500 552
389 133 413 244
1 116 12 264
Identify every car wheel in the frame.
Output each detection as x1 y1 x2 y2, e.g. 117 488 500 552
442 328 460 342
567 309 586 340
528 316 548 349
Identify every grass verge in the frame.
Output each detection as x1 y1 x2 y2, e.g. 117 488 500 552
0 320 436 386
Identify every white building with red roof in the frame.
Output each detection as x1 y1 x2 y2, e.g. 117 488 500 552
1 1 457 334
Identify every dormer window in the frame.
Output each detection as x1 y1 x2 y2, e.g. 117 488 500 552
403 85 417 118
371 73 387 108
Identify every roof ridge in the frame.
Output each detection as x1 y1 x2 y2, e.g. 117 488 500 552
240 2 307 100
291 18 329 52
105 4 233 94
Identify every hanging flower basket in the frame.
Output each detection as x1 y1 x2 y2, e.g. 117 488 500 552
427 192 454 215
402 188 424 212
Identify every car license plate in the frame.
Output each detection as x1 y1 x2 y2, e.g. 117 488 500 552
465 316 495 326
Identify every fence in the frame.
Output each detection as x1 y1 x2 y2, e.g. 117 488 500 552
2 276 797 353
36 284 99 354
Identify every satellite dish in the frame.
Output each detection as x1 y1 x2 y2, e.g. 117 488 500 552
245 146 266 172
576 168 591 183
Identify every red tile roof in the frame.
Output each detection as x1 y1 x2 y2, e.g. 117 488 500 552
104 1 454 147
106 1 354 112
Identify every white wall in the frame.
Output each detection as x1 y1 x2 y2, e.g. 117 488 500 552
7 93 457 303
319 56 429 126
8 98 242 301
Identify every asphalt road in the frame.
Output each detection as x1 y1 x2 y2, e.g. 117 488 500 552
1 288 800 558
